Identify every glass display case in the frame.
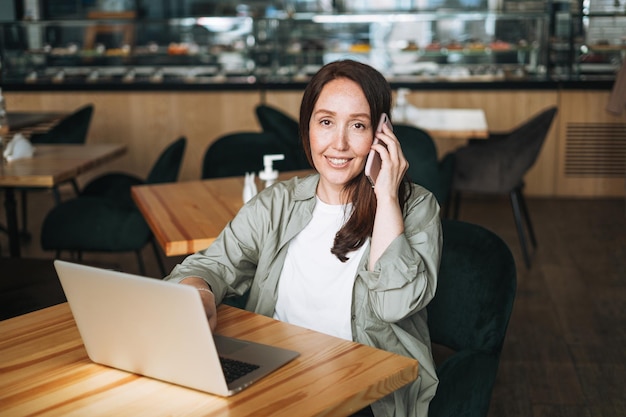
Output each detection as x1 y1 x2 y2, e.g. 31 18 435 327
258 12 548 83
574 0 626 79
0 4 620 86
0 11 549 86
0 15 256 85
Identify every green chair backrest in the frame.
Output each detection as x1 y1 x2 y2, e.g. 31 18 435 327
427 220 517 417
394 124 443 201
201 132 296 179
29 104 94 145
255 104 310 169
146 136 187 184
429 219 516 353
255 104 299 147
453 106 557 193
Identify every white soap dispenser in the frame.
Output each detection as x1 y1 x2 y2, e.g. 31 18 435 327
259 154 285 188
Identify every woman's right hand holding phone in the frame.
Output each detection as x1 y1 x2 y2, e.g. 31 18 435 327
368 114 410 269
370 114 408 199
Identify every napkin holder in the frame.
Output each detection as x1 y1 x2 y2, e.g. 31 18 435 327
3 133 35 162
243 172 258 203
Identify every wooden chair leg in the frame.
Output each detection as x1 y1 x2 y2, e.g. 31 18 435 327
510 190 531 268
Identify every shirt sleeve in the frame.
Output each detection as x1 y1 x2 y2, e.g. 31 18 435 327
163 196 266 304
358 186 442 323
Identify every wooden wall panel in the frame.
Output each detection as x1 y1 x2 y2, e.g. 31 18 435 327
5 91 262 183
556 91 626 197
7 88 623 198
263 90 304 121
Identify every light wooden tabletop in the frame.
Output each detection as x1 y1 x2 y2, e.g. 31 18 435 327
410 108 489 140
394 107 489 157
0 143 127 187
0 303 418 417
132 170 314 257
393 107 489 140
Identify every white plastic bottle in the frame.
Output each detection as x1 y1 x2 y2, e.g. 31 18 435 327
0 87 7 129
394 88 409 123
0 88 8 160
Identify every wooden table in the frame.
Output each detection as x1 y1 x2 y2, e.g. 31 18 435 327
395 107 489 157
5 111 66 132
132 170 313 257
411 108 488 139
0 303 418 417
1 143 127 257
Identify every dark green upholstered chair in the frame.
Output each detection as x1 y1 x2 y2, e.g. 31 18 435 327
428 219 517 417
40 137 186 277
19 104 94 237
80 135 187 205
29 104 94 146
202 131 299 179
445 106 557 268
254 104 310 169
394 124 455 215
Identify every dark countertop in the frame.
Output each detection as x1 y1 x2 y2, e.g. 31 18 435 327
0 75 617 92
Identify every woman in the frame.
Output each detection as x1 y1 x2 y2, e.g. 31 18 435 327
165 60 440 416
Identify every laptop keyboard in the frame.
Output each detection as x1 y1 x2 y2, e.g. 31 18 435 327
219 357 260 384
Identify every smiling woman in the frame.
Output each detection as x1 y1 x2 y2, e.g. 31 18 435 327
306 78 374 203
165 60 442 417
298 60 411 265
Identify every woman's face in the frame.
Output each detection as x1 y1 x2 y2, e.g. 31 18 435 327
309 77 373 204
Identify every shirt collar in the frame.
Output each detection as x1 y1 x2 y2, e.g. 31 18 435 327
293 172 319 201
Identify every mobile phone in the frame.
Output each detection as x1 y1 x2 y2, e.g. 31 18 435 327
364 113 393 187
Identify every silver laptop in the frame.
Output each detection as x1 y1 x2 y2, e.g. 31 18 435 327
53 260 299 396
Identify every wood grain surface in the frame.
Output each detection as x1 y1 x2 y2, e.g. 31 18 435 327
0 303 418 417
132 170 313 256
0 144 127 187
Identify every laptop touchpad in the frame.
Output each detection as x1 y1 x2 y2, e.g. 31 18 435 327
214 335 251 355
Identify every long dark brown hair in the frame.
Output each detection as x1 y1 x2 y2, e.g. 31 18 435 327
299 60 411 262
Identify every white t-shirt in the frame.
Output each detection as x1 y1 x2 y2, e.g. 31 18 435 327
273 197 368 340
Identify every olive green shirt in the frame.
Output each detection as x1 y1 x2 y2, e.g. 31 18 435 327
166 173 441 417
